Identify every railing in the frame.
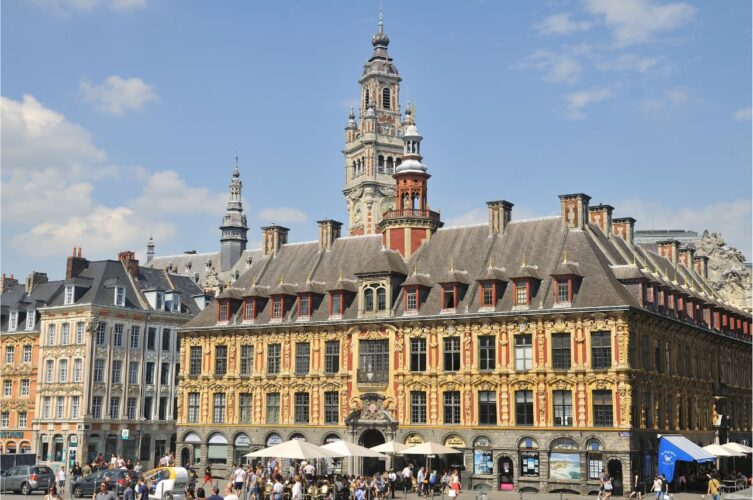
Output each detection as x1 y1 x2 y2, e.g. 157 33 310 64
382 208 441 222
357 369 389 384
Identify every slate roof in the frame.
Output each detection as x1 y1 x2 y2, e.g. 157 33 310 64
1 280 65 333
149 249 266 289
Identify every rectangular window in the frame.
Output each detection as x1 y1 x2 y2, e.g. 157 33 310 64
330 292 342 316
17 410 27 428
272 297 283 319
298 294 310 317
266 393 280 424
111 360 122 384
187 393 200 423
218 302 229 321
324 391 339 424
25 309 35 330
160 363 169 385
61 323 70 344
267 344 281 375
130 326 140 349
95 323 106 345
113 324 124 347
442 285 456 310
115 286 125 306
411 391 427 424
593 390 613 427
213 393 226 423
239 393 253 423
410 338 427 372
59 360 68 382
76 322 85 344
145 362 155 384
128 361 139 385
5 346 14 364
515 334 533 371
240 345 253 376
215 345 227 376
71 396 80 419
295 342 310 375
147 327 156 350
515 280 528 305
244 299 254 320
57 396 65 418
294 392 309 423
591 331 612 370
45 359 54 383
20 379 30 396
22 345 32 363
444 391 461 424
478 390 497 425
162 328 171 351
158 397 168 420
8 311 17 331
551 334 571 370
641 335 650 369
444 337 461 371
109 396 120 418
359 339 389 379
0 411 8 428
406 288 418 312
73 359 82 382
64 285 75 305
43 396 51 419
3 380 11 397
47 324 56 345
325 341 340 374
126 397 137 419
189 347 202 376
93 359 105 383
143 397 152 419
553 390 572 426
515 390 534 426
479 335 496 371
556 279 570 303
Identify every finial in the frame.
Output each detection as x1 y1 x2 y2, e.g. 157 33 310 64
349 106 355 120
148 232 154 244
338 269 344 281
252 274 258 287
632 254 637 267
562 251 568 264
488 258 493 270
306 271 313 282
522 255 527 267
279 274 284 285
233 153 240 178
412 262 418 275
450 258 455 272
378 5 383 32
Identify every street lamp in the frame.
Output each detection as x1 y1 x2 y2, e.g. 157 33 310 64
137 417 147 463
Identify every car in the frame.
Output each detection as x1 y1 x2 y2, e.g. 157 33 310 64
71 469 129 498
143 467 188 500
0 465 55 495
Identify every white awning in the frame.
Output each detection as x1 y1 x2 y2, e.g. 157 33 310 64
661 435 716 462
208 433 228 445
183 432 201 444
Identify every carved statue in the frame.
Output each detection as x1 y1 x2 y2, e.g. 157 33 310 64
694 231 752 312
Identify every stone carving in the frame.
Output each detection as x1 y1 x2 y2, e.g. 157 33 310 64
694 231 752 312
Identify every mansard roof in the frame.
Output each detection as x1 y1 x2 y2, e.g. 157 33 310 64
1 280 65 333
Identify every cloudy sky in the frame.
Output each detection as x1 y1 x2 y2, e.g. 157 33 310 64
2 0 751 280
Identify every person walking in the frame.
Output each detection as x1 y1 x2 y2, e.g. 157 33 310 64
603 475 613 500
94 481 118 500
449 470 461 499
57 465 67 493
707 473 721 500
123 480 134 500
628 472 642 499
203 465 214 488
291 476 303 500
651 475 663 500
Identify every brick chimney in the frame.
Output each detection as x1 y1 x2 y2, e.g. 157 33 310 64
612 217 636 245
66 247 88 280
118 250 140 279
0 273 19 293
656 240 680 265
558 193 591 230
262 225 289 256
588 204 614 236
317 220 342 252
693 255 709 280
678 246 696 269
25 272 48 293
487 200 513 235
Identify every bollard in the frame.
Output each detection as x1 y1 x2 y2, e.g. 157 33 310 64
519 491 523 500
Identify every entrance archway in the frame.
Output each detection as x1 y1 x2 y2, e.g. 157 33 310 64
607 458 623 496
359 429 385 475
498 456 514 491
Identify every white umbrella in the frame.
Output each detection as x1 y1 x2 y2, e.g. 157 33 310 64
245 440 344 459
371 441 408 454
322 440 388 458
703 444 744 457
398 442 462 455
722 443 753 454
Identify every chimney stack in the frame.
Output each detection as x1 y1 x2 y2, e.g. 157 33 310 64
693 255 709 280
0 273 19 293
558 193 591 230
678 246 696 269
317 219 342 252
588 204 614 236
118 250 140 279
656 240 680 266
612 217 636 245
66 247 88 280
25 272 48 293
262 225 289 256
487 200 513 235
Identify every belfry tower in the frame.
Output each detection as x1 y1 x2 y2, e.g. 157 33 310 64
343 15 404 235
219 156 249 271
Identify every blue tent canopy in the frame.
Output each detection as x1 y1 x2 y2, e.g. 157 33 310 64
658 435 716 482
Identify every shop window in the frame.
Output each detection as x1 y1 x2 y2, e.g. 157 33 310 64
586 440 603 479
207 433 228 464
549 438 581 481
473 437 493 475
519 438 539 477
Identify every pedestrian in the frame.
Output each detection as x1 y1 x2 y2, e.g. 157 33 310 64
401 464 413 492
136 477 149 500
134 461 143 475
45 485 64 500
73 463 83 483
57 465 67 492
82 463 92 478
123 480 134 500
449 469 461 498
291 475 303 500
272 477 284 500
208 486 224 500
94 481 118 500
387 469 397 498
196 487 206 500
603 474 613 500
661 474 669 500
628 472 642 499
234 464 246 495
203 464 213 488
652 475 663 500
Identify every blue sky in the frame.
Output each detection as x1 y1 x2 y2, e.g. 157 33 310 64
2 0 751 280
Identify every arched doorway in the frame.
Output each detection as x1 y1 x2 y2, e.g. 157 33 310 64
498 456 514 491
608 459 623 496
181 447 190 467
359 429 385 475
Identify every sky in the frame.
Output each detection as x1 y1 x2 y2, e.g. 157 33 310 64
2 0 751 280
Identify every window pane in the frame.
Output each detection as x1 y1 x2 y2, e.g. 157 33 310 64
515 335 532 371
410 338 426 372
444 337 460 371
591 331 611 369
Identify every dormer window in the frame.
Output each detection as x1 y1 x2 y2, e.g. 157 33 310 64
514 280 529 306
114 286 125 307
168 292 181 312
677 296 684 318
406 287 419 313
362 283 388 313
272 296 284 320
330 292 343 318
8 311 17 331
442 284 457 310
298 294 311 318
25 309 35 330
551 259 581 306
64 285 75 305
155 291 164 311
481 282 495 307
218 301 229 322
244 298 258 321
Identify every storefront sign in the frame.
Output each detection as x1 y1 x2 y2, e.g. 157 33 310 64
618 432 630 438
445 435 465 448
473 449 493 475
121 429 130 440
0 431 24 438
235 435 251 447
70 435 78 444
266 434 282 447
405 434 424 446
520 451 539 477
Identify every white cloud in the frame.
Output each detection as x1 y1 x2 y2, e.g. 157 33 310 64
564 87 614 119
258 207 308 225
518 49 583 84
535 13 592 36
594 54 663 73
640 86 690 111
585 0 696 46
619 197 752 258
80 76 159 115
34 0 147 13
131 170 226 215
733 107 752 121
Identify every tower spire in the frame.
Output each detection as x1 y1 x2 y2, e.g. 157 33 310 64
219 155 249 271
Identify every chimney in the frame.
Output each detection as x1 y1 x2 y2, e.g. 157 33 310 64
656 240 680 265
693 255 709 280
558 193 591 230
678 246 696 269
118 250 140 279
0 273 19 293
25 272 49 293
487 200 513 235
588 204 614 236
146 235 155 265
317 219 342 251
66 247 89 280
612 217 636 245
262 225 289 256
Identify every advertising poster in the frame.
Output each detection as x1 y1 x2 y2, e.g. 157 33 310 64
549 452 581 480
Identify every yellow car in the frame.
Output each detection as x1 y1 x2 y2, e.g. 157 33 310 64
143 467 188 500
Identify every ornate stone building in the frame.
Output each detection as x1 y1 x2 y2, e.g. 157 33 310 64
0 273 64 455
32 249 203 468
174 20 751 495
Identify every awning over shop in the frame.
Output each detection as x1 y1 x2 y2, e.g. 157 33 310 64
658 435 716 482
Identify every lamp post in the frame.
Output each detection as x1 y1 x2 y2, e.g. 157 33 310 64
137 417 146 463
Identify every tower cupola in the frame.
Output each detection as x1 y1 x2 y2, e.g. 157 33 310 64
219 156 249 272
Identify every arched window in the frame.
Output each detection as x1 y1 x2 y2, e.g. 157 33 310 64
376 287 387 311
586 439 603 480
395 158 402 168
386 157 394 173
382 88 391 110
378 155 385 174
364 288 374 311
364 89 370 107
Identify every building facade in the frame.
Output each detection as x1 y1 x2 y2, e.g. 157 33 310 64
32 249 204 468
173 20 751 495
0 273 64 455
